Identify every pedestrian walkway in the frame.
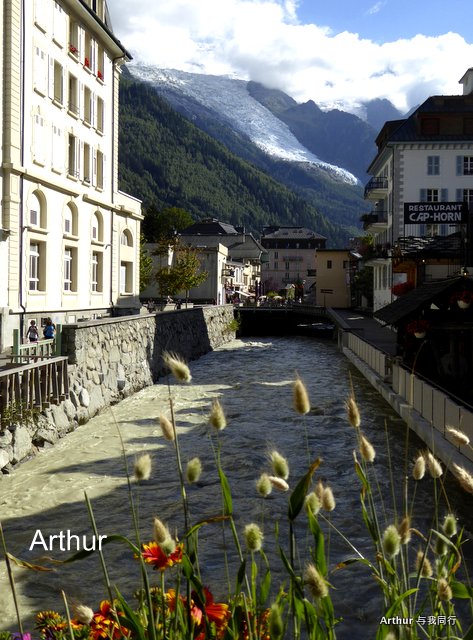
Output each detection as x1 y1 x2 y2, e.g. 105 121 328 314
327 308 398 356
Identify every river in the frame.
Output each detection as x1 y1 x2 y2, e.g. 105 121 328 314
0 336 472 637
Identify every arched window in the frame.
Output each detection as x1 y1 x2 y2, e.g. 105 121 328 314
29 190 47 229
64 203 78 236
92 211 103 242
120 229 133 246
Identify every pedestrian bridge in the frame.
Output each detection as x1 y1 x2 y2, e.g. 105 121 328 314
236 304 332 336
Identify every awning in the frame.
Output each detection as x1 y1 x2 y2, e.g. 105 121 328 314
374 276 472 326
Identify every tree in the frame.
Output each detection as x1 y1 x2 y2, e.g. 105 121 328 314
142 205 194 243
139 234 153 292
173 244 208 307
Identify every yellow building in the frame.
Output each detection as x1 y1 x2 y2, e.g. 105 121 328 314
315 249 353 308
0 0 142 350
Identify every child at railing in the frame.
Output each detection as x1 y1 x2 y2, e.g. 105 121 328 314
26 320 39 343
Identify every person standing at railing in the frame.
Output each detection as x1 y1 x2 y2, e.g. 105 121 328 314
26 320 39 343
43 318 56 339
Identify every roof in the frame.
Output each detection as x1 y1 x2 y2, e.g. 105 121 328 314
395 233 463 260
181 220 239 235
261 226 326 240
374 276 473 325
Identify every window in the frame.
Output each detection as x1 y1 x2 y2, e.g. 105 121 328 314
426 189 439 202
83 143 91 183
68 74 79 115
91 212 103 241
84 86 92 124
463 156 473 176
121 229 133 246
97 46 105 81
91 252 103 292
285 261 290 270
52 60 64 104
96 150 104 189
64 247 77 291
459 189 473 208
427 156 439 175
274 251 278 258
96 97 104 133
84 33 95 72
64 209 72 235
29 191 47 228
29 242 45 291
68 134 79 178
69 21 80 57
327 260 332 269
120 262 132 294
274 262 278 270
64 204 77 236
30 209 39 226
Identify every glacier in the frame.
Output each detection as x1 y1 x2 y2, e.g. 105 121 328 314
128 66 359 186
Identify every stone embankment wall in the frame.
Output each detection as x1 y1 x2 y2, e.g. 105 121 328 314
1 306 235 472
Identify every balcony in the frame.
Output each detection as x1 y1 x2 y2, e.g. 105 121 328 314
360 211 389 231
364 176 388 199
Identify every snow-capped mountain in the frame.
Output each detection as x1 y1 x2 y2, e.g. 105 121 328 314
128 65 359 186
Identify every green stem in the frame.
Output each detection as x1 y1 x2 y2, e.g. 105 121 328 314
0 522 23 634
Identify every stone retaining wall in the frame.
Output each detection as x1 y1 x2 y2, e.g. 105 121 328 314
1 306 235 472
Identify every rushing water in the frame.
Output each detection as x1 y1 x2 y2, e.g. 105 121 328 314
0 337 472 637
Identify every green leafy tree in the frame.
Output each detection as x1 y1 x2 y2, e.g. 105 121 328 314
139 234 153 292
173 244 208 307
142 205 194 243
154 266 181 301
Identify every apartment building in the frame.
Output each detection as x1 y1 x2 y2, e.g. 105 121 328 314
260 226 326 294
364 69 473 311
0 0 142 350
315 249 353 308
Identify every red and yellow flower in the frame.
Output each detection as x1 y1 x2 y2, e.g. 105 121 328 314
89 600 129 640
140 540 184 570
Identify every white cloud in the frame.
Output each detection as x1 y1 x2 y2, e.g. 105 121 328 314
108 0 473 113
366 2 386 16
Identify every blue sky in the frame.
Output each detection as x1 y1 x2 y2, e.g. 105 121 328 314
108 0 473 114
297 0 471 41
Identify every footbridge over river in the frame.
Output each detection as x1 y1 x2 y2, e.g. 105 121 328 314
236 304 332 336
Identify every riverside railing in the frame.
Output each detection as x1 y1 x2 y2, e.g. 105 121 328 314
11 325 62 364
0 356 69 419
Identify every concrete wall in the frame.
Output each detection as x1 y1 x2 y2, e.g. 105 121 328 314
0 306 235 472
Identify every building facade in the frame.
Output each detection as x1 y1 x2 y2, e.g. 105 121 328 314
0 0 142 350
364 71 473 311
260 226 326 294
315 249 353 308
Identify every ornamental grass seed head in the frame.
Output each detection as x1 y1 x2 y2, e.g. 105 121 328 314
134 453 152 481
321 486 336 512
256 473 273 497
412 454 426 480
268 603 284 640
153 517 170 545
452 463 473 494
446 426 470 447
209 398 226 431
159 414 175 441
437 577 453 602
304 563 328 600
398 516 411 545
162 351 192 383
345 395 361 429
268 476 289 492
359 434 376 463
415 550 433 578
305 491 322 516
442 513 457 538
244 523 264 552
382 524 401 559
71 603 94 624
270 450 289 480
293 377 310 415
426 451 443 479
186 457 202 484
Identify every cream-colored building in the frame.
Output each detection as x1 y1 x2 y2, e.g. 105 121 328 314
0 0 142 350
315 249 353 308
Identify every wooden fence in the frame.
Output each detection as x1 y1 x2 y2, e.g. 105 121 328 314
0 357 69 421
10 325 62 364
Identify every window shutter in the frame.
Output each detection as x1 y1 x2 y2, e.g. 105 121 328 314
92 149 97 186
441 188 448 201
420 189 427 202
456 188 463 202
48 56 54 99
456 156 463 176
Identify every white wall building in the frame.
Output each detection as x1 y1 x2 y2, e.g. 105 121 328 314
364 71 473 311
0 0 142 350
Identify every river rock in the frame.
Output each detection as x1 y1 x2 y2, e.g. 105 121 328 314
0 448 12 469
79 388 90 408
11 426 33 463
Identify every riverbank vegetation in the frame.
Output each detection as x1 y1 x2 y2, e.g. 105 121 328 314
1 354 473 639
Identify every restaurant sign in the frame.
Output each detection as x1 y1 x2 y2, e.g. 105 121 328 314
404 202 468 224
